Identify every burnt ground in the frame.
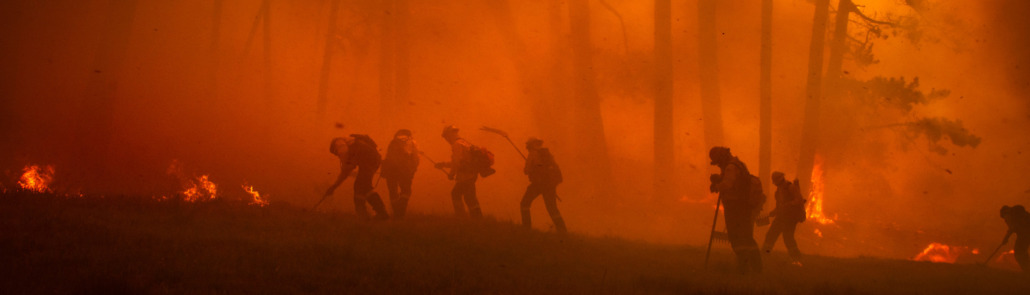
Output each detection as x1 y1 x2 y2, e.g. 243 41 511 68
0 191 1027 294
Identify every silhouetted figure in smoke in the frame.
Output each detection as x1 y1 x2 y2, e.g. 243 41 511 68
324 135 389 220
382 129 420 218
435 126 483 219
1000 205 1030 271
709 146 762 274
520 137 567 233
762 171 806 265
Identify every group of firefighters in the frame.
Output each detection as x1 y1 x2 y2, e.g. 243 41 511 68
321 127 1029 274
322 125 566 233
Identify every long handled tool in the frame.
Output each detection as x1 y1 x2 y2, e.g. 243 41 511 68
418 151 452 178
704 196 723 268
982 240 1008 266
480 126 526 160
313 173 382 211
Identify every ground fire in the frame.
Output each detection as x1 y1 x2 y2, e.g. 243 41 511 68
806 156 835 225
18 165 54 193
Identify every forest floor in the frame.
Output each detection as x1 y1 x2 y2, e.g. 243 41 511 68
1 191 1028 294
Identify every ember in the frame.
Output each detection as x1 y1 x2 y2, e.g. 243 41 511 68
912 242 970 263
19 165 55 193
242 184 269 207
183 175 218 202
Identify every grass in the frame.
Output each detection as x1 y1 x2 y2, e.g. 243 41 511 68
0 191 1028 294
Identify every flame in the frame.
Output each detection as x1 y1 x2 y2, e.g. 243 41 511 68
806 155 836 224
814 228 823 238
183 175 217 202
19 165 55 193
912 242 969 263
242 184 269 207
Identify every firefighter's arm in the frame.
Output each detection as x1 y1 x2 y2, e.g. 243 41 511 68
325 163 356 196
1003 229 1014 244
715 164 739 192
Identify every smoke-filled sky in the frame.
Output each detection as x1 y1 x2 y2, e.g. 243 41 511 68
1 0 1029 259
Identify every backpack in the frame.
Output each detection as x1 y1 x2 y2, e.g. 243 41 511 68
729 159 766 217
469 145 496 177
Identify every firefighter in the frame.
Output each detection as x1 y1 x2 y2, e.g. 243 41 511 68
1000 205 1030 271
324 135 389 220
520 137 567 233
762 171 806 265
382 129 420 218
434 125 483 219
709 146 762 274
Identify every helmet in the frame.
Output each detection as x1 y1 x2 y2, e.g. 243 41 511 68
395 129 413 137
709 146 731 165
771 171 785 184
441 125 459 138
526 137 544 148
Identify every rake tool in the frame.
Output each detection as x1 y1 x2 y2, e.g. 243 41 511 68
480 126 527 160
418 151 452 178
313 173 383 211
981 240 1008 266
704 195 727 268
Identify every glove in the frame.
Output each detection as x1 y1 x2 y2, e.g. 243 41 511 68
709 183 718 193
324 188 335 197
434 162 446 169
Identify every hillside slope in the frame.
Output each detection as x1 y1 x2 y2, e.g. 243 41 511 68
1 192 1027 294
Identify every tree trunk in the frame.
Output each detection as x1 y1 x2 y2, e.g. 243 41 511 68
485 0 553 140
569 0 614 196
378 0 411 129
77 0 138 191
796 0 831 194
697 0 724 148
654 0 675 200
317 0 341 117
759 0 772 194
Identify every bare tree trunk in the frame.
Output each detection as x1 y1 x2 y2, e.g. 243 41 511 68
569 0 614 196
485 0 553 140
654 0 675 200
209 0 222 103
261 0 273 106
697 0 724 148
378 0 411 129
824 0 851 97
78 0 138 191
759 0 773 194
796 0 831 194
317 0 341 117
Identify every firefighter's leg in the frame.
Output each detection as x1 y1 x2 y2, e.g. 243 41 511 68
465 180 483 219
520 184 540 228
386 177 400 214
1015 236 1030 272
366 192 390 220
394 177 413 218
353 169 375 220
543 186 566 233
450 181 467 217
762 218 785 252
783 221 802 262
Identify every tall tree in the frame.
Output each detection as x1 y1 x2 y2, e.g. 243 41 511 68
244 0 274 106
697 0 724 148
485 0 554 140
654 0 675 199
316 0 341 117
378 0 410 128
759 0 773 194
569 0 614 196
796 0 831 193
77 0 139 191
